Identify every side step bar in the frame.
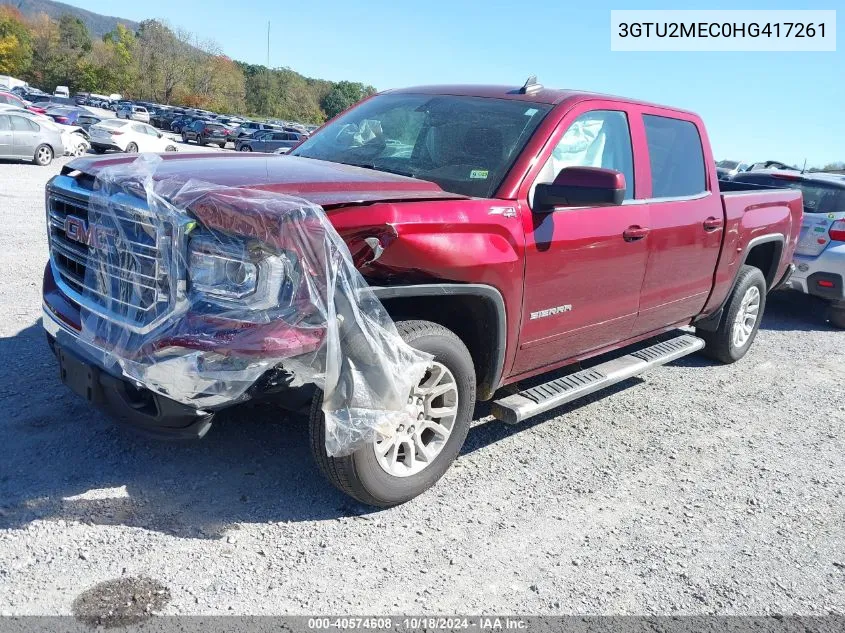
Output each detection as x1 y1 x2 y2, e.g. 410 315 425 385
491 334 704 425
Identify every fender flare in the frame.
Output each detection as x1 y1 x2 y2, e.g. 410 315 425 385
695 233 785 332
370 283 507 399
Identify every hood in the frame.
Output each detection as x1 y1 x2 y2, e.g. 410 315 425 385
66 153 464 207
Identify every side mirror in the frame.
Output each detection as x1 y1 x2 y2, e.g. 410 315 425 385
534 166 626 213
157 132 163 138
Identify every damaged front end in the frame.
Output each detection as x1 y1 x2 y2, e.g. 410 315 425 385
44 154 431 456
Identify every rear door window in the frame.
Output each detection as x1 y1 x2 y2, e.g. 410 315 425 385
0 115 10 131
643 115 706 198
10 116 38 131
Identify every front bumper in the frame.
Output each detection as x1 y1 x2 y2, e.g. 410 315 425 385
788 244 845 301
43 262 318 438
44 306 215 439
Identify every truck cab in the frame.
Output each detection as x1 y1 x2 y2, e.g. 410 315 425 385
41 82 802 507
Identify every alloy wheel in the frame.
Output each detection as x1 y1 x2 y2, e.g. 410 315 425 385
373 362 459 477
732 285 761 348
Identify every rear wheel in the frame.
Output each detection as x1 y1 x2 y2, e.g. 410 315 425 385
197 135 206 146
125 142 138 153
34 144 53 166
73 142 86 157
697 265 767 363
165 145 177 152
218 142 225 149
181 132 188 143
309 320 476 507
239 145 252 152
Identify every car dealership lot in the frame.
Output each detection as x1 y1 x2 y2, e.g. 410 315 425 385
0 158 844 615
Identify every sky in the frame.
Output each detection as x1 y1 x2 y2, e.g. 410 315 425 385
73 0 843 167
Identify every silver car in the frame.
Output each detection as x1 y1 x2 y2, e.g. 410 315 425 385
0 112 64 165
236 131 302 153
117 105 150 123
732 170 845 328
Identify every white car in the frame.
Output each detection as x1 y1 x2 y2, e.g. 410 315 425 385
732 169 845 328
89 119 178 154
117 105 150 123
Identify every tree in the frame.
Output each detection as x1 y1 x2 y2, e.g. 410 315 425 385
27 12 60 88
51 15 92 89
0 6 32 76
321 81 376 119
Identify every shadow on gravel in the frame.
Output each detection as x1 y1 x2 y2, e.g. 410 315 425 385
760 290 836 332
0 321 376 540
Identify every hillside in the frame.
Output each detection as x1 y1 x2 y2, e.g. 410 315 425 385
1 0 138 38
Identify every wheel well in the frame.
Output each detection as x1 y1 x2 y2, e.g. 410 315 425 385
744 240 782 289
379 293 501 401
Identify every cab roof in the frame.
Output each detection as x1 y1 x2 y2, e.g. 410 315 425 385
384 84 697 116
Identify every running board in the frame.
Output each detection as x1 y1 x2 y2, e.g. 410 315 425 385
491 334 705 425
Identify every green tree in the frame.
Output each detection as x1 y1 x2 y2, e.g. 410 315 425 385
321 80 376 119
0 6 33 76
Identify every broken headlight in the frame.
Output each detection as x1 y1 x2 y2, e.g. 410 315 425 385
188 233 295 311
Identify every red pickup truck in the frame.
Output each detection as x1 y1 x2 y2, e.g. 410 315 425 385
42 81 802 507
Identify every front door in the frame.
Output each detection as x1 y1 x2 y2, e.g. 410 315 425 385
513 107 649 375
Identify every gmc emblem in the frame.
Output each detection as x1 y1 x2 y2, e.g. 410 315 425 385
64 215 115 252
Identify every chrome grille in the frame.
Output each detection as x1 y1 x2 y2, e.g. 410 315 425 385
47 187 178 332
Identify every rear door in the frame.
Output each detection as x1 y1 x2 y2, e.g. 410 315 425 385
513 104 649 375
630 111 723 335
9 115 40 157
0 115 11 156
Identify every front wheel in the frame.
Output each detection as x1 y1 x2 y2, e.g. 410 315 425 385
310 320 476 507
239 145 252 152
125 142 138 153
697 265 767 363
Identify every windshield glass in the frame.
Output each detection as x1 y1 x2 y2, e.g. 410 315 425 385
291 93 552 197
717 160 740 169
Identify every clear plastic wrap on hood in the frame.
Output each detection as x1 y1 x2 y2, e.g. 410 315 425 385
77 153 432 456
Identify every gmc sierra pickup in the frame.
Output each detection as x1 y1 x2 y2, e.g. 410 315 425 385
42 81 802 507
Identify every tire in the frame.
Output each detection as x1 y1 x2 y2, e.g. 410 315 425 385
125 142 138 153
828 303 845 329
181 132 188 143
697 265 767 363
197 135 205 146
165 145 177 152
218 143 225 149
33 144 53 166
310 320 476 507
73 143 87 157
239 145 252 152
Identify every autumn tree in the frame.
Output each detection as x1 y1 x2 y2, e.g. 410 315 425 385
0 6 32 76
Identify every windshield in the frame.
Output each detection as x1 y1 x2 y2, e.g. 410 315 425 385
717 160 740 169
291 93 552 197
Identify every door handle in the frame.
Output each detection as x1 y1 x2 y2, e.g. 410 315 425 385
703 216 724 231
623 225 650 242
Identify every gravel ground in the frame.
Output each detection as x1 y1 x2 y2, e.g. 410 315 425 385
0 157 843 617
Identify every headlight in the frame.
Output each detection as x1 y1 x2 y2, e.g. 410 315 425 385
188 234 294 311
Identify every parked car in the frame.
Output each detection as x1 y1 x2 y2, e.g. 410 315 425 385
730 169 845 328
44 106 90 126
746 160 797 172
53 86 70 98
170 116 202 133
0 112 63 165
236 130 302 152
88 119 179 153
232 121 278 138
117 105 150 123
716 159 749 180
0 91 27 108
181 120 229 147
42 82 803 507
